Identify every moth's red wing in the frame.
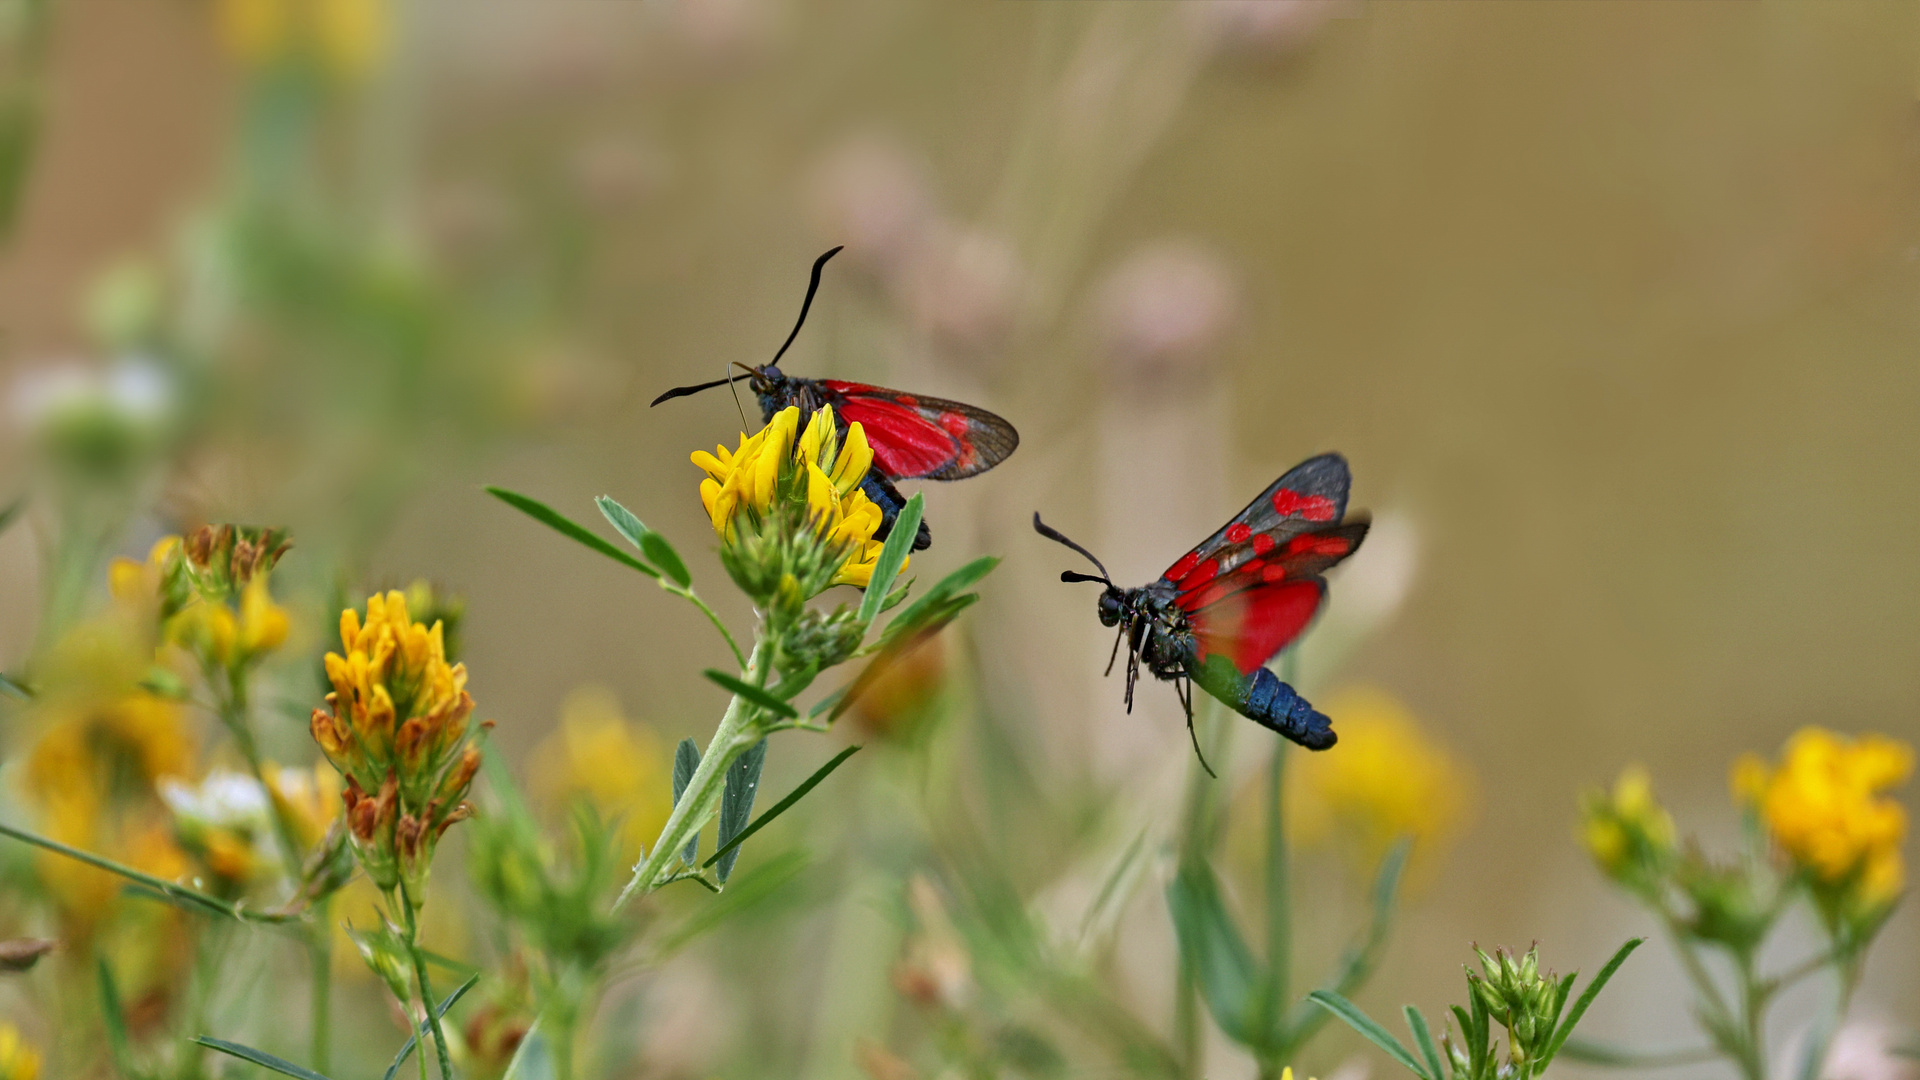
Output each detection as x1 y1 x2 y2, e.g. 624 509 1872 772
820 380 1020 481
1175 519 1370 675
1158 454 1352 587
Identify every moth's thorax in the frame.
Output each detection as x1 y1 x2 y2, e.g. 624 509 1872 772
1106 586 1195 678
752 366 827 423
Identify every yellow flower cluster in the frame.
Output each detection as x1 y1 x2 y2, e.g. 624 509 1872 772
0 1024 40 1080
692 404 894 590
1581 765 1678 887
1734 728 1912 910
216 0 388 82
310 591 483 896
108 531 292 671
1287 686 1472 875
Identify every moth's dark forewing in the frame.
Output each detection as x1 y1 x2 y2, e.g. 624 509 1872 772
819 380 1020 481
1158 453 1352 586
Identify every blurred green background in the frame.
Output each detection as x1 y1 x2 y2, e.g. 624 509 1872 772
0 1 1915 1077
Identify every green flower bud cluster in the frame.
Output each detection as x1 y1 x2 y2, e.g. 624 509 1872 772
1466 946 1559 1070
778 605 868 677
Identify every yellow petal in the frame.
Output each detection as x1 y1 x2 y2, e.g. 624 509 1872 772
834 421 873 495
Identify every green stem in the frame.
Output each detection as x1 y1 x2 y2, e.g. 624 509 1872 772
613 638 769 910
310 897 333 1074
1265 737 1290 1030
0 819 298 926
399 883 455 1080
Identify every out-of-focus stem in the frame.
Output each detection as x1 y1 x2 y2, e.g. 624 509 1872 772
310 898 332 1074
399 883 454 1080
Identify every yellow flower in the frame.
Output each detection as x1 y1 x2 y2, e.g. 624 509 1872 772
1742 728 1911 912
310 591 484 897
265 760 343 851
530 686 672 863
215 0 388 81
0 1023 41 1080
1581 765 1677 889
1287 686 1472 878
692 404 896 595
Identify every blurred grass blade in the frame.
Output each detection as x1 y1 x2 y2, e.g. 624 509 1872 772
100 959 136 1075
381 971 481 1080
1284 837 1408 1041
858 493 922 625
1166 863 1259 1046
1406 1005 1445 1080
658 849 811 955
705 745 860 875
502 1021 554 1080
704 670 799 719
596 495 691 586
0 819 293 926
1544 938 1643 1064
1078 828 1150 948
882 555 998 639
0 672 29 700
0 495 23 537
714 739 768 883
1307 991 1431 1080
673 738 700 865
487 486 660 578
808 685 847 720
829 602 975 725
195 1037 334 1080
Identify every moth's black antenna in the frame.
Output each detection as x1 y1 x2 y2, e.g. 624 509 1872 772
1033 513 1111 583
770 246 843 369
650 373 749 407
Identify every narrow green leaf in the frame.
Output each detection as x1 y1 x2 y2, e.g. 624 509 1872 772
703 670 799 719
1449 1005 1477 1075
715 739 768 883
1407 1005 1445 1080
829 600 975 725
769 664 818 703
502 1022 554 1080
1165 864 1260 1046
658 849 810 955
1543 938 1643 1065
99 959 135 1073
1307 991 1431 1080
487 486 660 578
0 496 22 538
1550 970 1577 1028
858 493 922 625
0 672 29 701
597 495 691 586
882 555 998 640
808 685 847 719
195 1037 334 1080
704 745 861 874
381 971 481 1080
673 738 700 865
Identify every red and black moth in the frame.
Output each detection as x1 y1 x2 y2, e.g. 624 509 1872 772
652 248 1020 551
1035 453 1369 775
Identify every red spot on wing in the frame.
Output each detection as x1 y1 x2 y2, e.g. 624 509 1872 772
939 411 970 437
896 394 919 408
1192 580 1325 675
1261 563 1289 583
1251 533 1275 555
1286 533 1351 557
1166 551 1200 582
1226 522 1252 544
1272 488 1337 521
835 395 961 478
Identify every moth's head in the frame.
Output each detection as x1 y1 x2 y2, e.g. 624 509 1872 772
1097 587 1126 627
748 364 783 396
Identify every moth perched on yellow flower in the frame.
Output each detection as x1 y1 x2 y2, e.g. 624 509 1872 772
693 404 896 602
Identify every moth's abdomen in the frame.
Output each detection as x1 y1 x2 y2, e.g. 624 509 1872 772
1239 667 1336 749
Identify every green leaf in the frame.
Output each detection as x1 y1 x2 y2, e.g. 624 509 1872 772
883 555 997 637
703 670 799 719
487 486 660 578
381 971 481 1080
715 739 768 883
0 495 24 538
1407 1005 1445 1080
596 495 691 587
502 1022 555 1080
673 738 700 865
0 672 28 701
705 745 861 875
658 848 812 954
1449 1005 1478 1074
1306 990 1431 1080
194 1037 334 1080
808 685 847 720
100 959 136 1075
1543 938 1643 1066
828 597 977 726
1557 1038 1719 1068
858 493 922 625
1165 863 1260 1046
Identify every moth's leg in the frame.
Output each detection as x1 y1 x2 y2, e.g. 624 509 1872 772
1179 677 1216 779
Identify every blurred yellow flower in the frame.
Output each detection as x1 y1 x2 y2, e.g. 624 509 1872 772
1581 765 1678 889
1738 728 1911 912
0 1023 40 1080
531 686 672 862
692 404 893 590
216 0 388 82
168 574 291 670
265 760 343 851
1287 686 1472 875
311 591 483 896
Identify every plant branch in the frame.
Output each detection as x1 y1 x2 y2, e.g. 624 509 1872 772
0 818 300 928
665 581 746 669
398 882 455 1080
